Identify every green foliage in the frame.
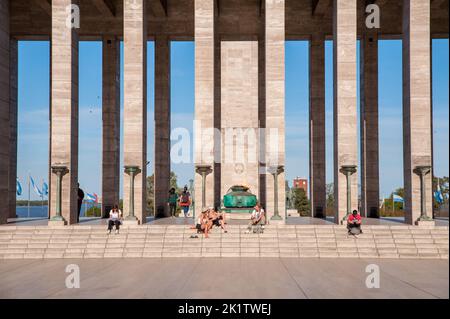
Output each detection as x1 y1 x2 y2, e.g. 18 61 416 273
326 183 334 216
292 188 310 217
380 188 404 217
85 206 101 217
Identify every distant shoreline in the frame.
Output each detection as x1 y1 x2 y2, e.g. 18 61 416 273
16 200 48 207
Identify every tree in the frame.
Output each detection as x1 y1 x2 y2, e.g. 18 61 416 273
292 188 310 217
326 183 334 210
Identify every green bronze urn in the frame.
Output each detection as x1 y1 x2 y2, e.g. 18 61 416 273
223 185 257 209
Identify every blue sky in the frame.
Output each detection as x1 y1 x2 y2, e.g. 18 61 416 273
17 39 449 200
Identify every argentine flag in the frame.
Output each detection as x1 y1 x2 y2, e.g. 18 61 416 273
85 193 98 203
16 179 22 196
393 194 404 203
30 176 43 197
434 185 444 204
42 182 49 196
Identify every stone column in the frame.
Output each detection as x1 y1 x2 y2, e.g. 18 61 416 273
123 0 147 224
402 0 433 225
8 39 18 219
360 33 379 218
265 0 286 222
309 34 326 219
154 36 171 218
49 0 79 225
333 0 358 224
102 37 120 217
194 0 215 215
0 0 10 224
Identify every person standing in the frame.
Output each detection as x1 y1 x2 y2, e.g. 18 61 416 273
167 188 178 218
179 186 191 218
77 183 84 223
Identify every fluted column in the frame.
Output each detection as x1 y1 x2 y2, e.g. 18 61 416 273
8 39 18 219
360 33 379 218
123 0 147 224
309 34 326 219
0 0 11 224
333 0 358 224
49 0 80 225
154 36 171 218
265 0 286 222
194 0 216 214
102 37 120 217
403 0 433 225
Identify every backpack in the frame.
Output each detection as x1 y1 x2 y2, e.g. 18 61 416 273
181 192 190 204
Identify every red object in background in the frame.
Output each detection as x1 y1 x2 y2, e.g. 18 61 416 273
293 177 308 193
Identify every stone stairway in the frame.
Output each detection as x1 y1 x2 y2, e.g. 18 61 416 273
0 224 448 259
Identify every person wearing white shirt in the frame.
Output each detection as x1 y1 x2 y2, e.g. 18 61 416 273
246 204 266 234
107 205 123 234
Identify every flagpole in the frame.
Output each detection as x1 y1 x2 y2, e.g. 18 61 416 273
41 179 44 216
27 174 30 219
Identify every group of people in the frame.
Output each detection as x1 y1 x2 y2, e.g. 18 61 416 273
168 187 191 218
191 208 227 238
191 203 267 238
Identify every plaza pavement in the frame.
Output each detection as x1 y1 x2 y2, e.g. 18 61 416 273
0 258 448 299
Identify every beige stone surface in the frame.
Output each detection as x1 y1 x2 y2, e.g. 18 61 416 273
333 0 358 224
0 224 447 260
194 0 216 213
403 0 433 225
221 41 259 197
265 0 286 221
49 0 80 225
123 0 147 224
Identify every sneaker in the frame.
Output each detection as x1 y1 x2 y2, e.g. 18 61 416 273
245 230 250 234
107 230 111 235
115 229 119 235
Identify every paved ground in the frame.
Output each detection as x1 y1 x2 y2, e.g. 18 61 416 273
0 258 447 299
5 216 449 227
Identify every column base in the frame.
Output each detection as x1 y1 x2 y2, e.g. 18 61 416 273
415 219 435 227
48 218 67 227
122 218 139 226
269 216 285 225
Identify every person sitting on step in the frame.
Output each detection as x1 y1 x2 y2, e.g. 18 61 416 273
347 210 363 235
208 208 227 233
246 203 266 234
107 205 123 235
190 210 212 238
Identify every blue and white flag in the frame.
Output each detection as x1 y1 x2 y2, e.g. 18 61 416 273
30 176 43 197
393 194 404 203
434 184 444 204
16 179 22 196
85 193 98 202
42 182 49 196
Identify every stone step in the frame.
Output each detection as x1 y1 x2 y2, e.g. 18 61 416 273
0 225 447 259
